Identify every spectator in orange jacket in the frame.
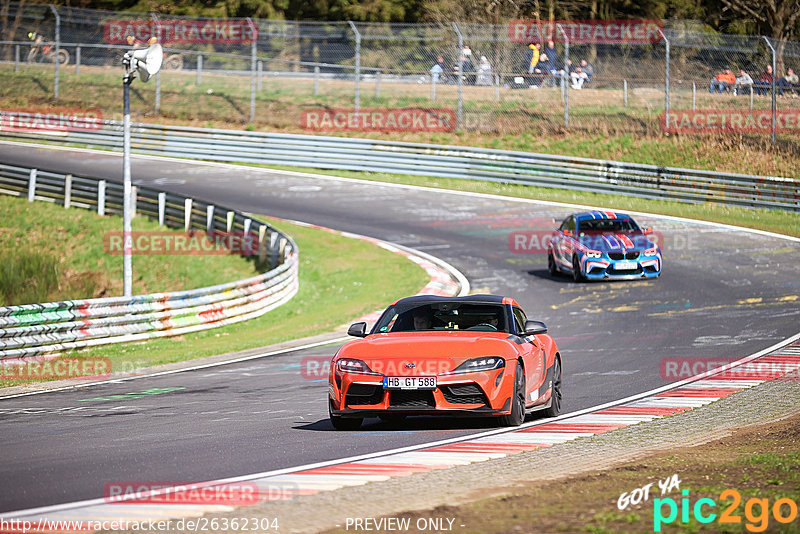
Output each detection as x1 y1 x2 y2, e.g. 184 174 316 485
709 66 735 93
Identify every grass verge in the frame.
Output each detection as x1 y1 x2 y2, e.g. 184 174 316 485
325 411 800 533
0 216 429 387
0 194 258 305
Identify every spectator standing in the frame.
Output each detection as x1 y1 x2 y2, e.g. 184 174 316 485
754 65 773 95
525 43 540 74
777 68 798 95
709 66 735 93
476 55 493 86
429 54 446 83
543 40 561 86
733 68 753 95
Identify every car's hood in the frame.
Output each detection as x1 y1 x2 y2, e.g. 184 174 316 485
339 331 520 376
576 232 654 253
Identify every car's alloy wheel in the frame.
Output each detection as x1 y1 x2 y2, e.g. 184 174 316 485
572 254 584 282
543 358 562 417
500 361 526 426
329 400 362 430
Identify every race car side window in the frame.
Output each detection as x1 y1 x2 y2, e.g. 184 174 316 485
559 216 575 232
512 307 527 335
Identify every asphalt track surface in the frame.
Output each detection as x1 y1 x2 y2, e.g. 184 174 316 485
1 143 799 514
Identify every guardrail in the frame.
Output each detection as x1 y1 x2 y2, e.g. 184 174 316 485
1 121 797 211
0 162 298 360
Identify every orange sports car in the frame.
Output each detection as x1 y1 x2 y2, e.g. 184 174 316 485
328 295 562 430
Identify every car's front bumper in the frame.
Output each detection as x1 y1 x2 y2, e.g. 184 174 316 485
582 255 661 280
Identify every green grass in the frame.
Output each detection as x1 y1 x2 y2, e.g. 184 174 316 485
3 64 799 177
253 164 800 238
0 215 429 387
0 194 259 305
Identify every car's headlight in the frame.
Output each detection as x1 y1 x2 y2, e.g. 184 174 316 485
586 249 602 258
644 247 658 256
449 357 505 374
336 358 374 374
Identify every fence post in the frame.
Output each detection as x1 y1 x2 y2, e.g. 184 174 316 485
97 180 106 216
184 198 193 232
623 79 628 107
258 225 267 265
375 69 381 98
131 186 137 218
158 192 166 226
28 169 37 202
14 44 19 72
763 36 777 144
431 75 437 102
750 88 754 110
661 29 670 127
226 211 235 233
64 173 72 208
495 74 500 102
196 55 203 85
257 60 263 91
452 22 463 131
49 5 60 100
243 218 252 238
314 65 320 95
206 205 215 233
348 21 361 114
557 24 569 129
248 17 257 123
152 14 161 113
75 46 80 75
692 82 696 110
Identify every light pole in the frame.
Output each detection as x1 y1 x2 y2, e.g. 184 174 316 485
121 41 163 296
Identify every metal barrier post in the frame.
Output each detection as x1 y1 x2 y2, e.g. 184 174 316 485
557 24 569 129
348 21 361 114
97 180 106 215
75 46 80 75
431 75 437 102
184 198 193 232
14 44 19 72
452 22 463 131
314 66 320 95
692 82 696 110
763 36 777 144
64 174 72 208
196 55 203 85
661 29 670 126
152 14 161 113
257 60 263 91
495 74 500 101
376 69 381 98
624 79 628 107
28 169 37 202
248 18 257 123
158 192 166 226
206 205 215 233
49 5 60 100
131 186 137 218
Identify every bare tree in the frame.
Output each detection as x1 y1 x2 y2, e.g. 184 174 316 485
721 0 800 74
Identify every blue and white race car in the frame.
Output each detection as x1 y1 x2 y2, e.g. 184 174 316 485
547 211 662 281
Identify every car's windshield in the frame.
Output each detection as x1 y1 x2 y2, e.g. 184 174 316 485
577 218 640 233
374 303 508 333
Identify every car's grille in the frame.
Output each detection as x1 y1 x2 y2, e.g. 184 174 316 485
389 390 435 408
608 252 624 260
345 383 384 406
626 251 639 259
441 384 488 406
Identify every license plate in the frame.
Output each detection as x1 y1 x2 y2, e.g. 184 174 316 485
615 261 638 270
383 376 437 390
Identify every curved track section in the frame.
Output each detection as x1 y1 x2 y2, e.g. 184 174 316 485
0 142 798 514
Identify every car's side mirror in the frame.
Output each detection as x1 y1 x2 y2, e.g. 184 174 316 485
563 229 573 237
524 320 548 336
347 322 367 338
644 227 653 235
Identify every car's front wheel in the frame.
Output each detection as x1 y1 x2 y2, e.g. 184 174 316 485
499 361 526 426
548 251 559 277
572 254 584 283
329 400 362 430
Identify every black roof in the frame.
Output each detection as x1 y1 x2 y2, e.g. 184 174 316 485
393 294 506 307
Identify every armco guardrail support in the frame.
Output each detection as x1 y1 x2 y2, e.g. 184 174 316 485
452 22 463 131
763 36 777 144
98 180 106 215
27 169 36 202
49 5 60 100
206 205 215 233
64 174 72 208
348 21 361 115
158 192 165 225
184 198 192 231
